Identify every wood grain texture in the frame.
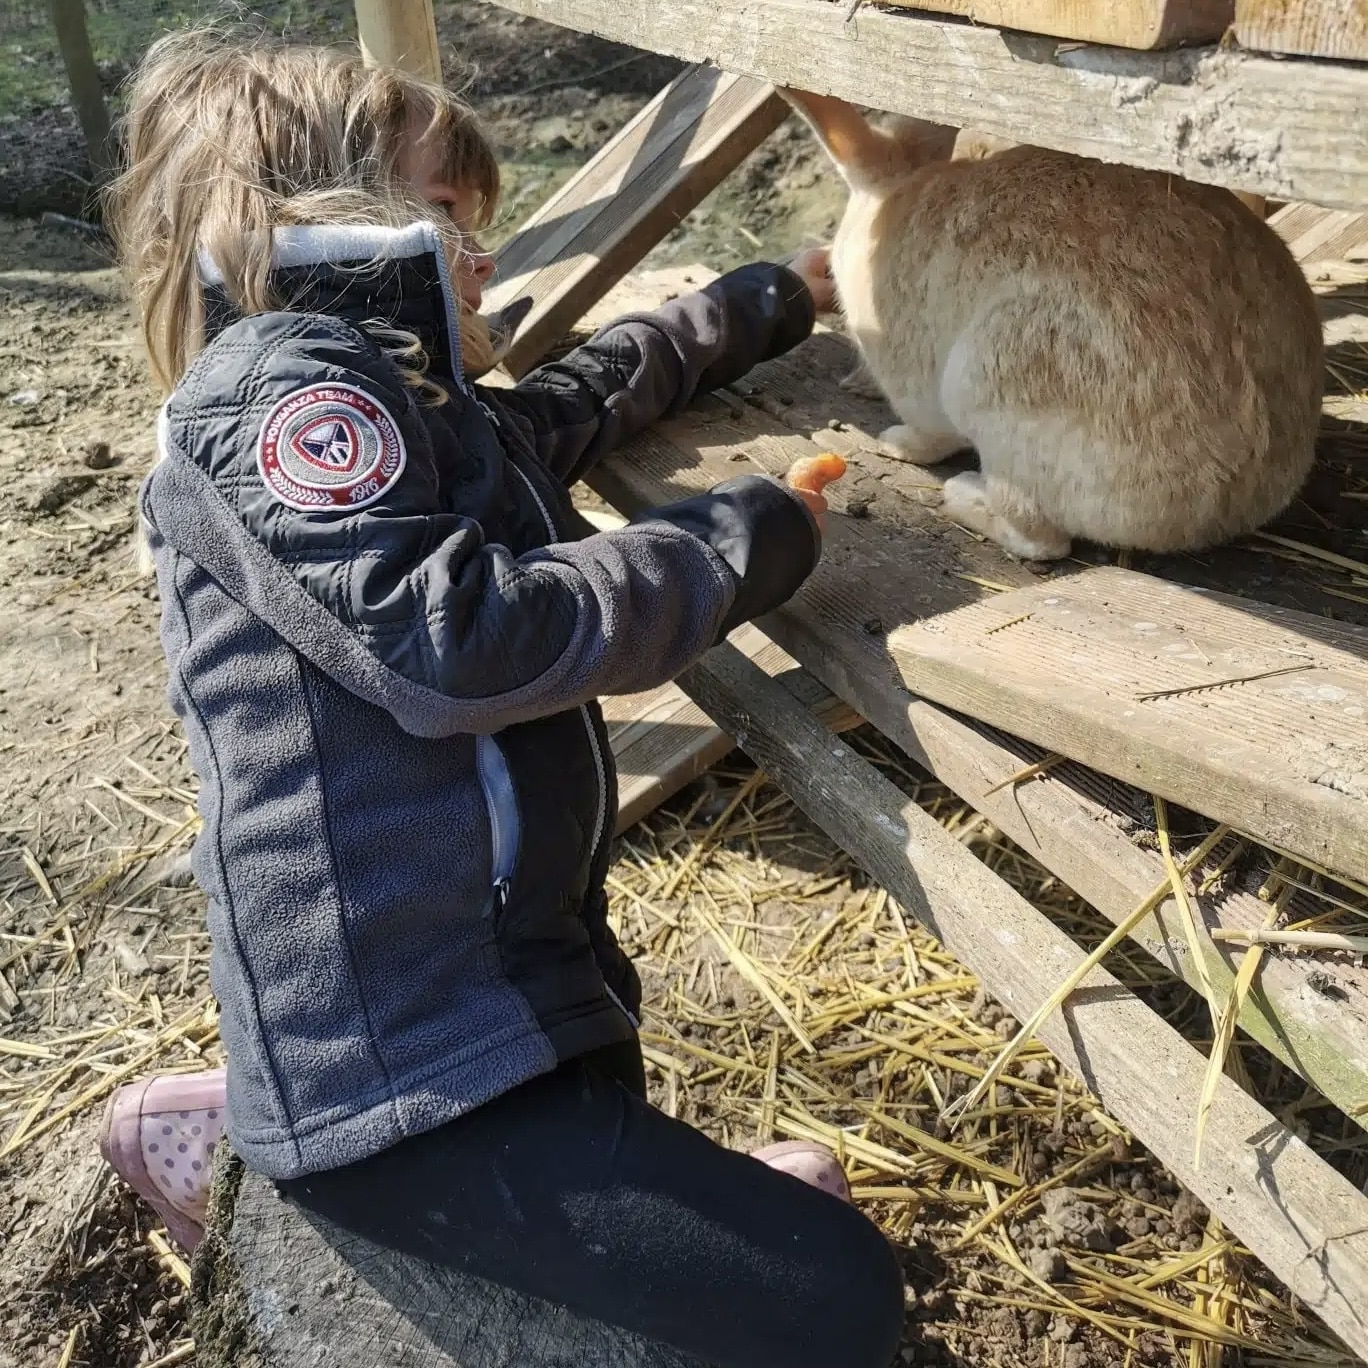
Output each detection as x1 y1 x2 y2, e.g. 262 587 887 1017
674 638 1368 1364
1271 202 1368 264
890 571 1368 882
605 621 859 834
482 0 1368 208
486 66 787 377
873 0 1232 50
1236 0 1368 59
355 0 441 79
572 268 1368 1124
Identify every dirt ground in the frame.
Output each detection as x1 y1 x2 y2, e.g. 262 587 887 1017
0 5 1364 1368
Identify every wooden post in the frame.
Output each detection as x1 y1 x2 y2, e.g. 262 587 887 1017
48 0 111 179
355 0 443 80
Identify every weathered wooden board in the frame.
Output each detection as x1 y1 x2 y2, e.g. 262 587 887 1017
872 0 1232 50
604 618 861 834
486 65 787 378
1271 202 1368 266
1236 0 1368 60
570 268 1368 1123
356 0 441 79
481 0 1368 209
889 571 1368 883
673 637 1368 1364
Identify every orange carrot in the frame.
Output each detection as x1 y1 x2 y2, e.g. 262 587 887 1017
786 452 848 494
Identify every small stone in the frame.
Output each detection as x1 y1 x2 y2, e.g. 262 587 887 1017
9 389 41 406
1126 1216 1152 1239
1048 1316 1076 1344
113 939 151 977
845 495 874 518
860 616 884 635
83 441 115 469
1028 1247 1067 1282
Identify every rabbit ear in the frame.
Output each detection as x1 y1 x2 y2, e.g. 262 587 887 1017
777 89 892 189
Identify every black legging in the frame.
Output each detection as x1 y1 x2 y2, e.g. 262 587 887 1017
279 1041 905 1368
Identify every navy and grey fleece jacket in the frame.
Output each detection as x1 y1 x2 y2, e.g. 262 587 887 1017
141 221 822 1180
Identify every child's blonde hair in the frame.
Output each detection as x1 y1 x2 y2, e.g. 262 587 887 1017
107 26 501 395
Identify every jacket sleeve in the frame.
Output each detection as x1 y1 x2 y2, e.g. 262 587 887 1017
148 313 820 739
493 262 815 487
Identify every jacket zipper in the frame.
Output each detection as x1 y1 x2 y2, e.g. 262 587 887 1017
476 733 519 909
509 462 634 1025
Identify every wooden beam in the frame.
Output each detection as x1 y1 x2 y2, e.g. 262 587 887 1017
1271 202 1368 265
887 572 1368 885
487 66 787 378
674 636 1368 1364
868 0 1233 50
48 0 111 179
355 0 441 80
481 0 1368 209
1237 0 1368 61
602 605 860 833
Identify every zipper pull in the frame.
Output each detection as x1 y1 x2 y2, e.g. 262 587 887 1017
493 876 511 910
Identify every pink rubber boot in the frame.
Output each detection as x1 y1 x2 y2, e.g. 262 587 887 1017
751 1140 852 1202
99 1068 227 1253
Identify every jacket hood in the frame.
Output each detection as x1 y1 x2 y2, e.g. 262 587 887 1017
198 221 467 388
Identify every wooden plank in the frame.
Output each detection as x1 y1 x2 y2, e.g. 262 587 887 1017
487 66 788 378
48 0 111 177
888 573 1368 883
872 0 1232 50
1236 0 1368 60
568 268 1368 1121
355 0 441 80
896 709 1368 1129
482 0 1368 209
606 620 861 834
674 636 1368 1364
1271 202 1368 266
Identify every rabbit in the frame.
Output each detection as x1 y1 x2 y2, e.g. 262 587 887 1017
781 90 1323 561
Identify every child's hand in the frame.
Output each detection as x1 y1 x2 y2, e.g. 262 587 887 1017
785 246 838 314
786 452 848 533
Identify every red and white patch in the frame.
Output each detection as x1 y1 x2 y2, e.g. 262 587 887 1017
257 383 406 512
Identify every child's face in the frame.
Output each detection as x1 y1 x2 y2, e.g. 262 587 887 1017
401 134 496 311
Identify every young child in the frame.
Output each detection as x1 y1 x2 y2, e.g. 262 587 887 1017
98 28 904 1368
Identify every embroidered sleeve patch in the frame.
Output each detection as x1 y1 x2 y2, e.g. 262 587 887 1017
257 383 407 512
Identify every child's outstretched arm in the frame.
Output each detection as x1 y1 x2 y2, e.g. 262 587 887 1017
491 257 826 488
145 314 827 739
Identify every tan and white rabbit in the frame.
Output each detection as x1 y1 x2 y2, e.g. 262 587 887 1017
783 91 1323 560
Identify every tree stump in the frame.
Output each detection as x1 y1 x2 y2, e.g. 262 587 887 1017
189 1151 704 1368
